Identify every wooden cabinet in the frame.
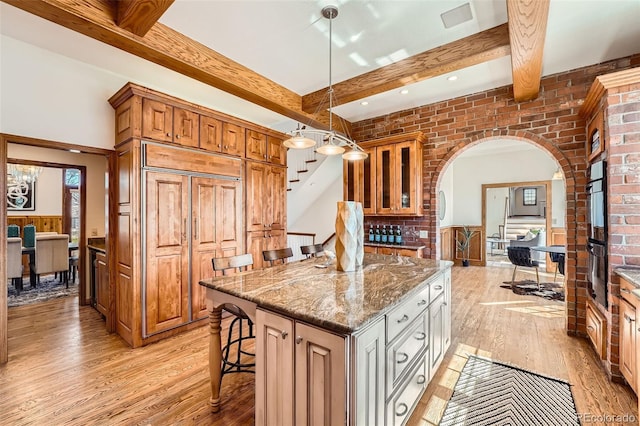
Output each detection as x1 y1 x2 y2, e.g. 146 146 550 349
246 130 286 166
142 99 199 148
344 132 424 216
586 298 607 359
620 277 638 393
587 108 604 162
95 251 109 317
377 246 423 258
256 309 347 426
220 122 246 157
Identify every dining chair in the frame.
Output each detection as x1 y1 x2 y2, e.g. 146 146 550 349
7 237 24 295
548 245 564 282
31 234 71 287
211 253 255 378
300 243 324 259
506 246 540 289
262 247 293 267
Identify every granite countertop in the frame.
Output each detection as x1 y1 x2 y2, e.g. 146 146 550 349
364 242 426 250
615 268 640 302
199 253 452 334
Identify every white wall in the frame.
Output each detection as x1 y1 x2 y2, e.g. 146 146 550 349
486 187 509 237
7 167 62 216
439 163 455 227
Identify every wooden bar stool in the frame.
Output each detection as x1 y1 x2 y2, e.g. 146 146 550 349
300 243 324 259
211 253 255 378
262 247 293 267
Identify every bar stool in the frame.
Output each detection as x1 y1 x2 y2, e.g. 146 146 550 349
262 247 293 267
211 253 255 378
300 243 324 259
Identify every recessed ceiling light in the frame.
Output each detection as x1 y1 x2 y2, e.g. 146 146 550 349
400 89 409 95
361 101 369 106
447 76 458 81
69 149 81 153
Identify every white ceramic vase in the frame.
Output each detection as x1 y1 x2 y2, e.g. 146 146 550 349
335 201 364 272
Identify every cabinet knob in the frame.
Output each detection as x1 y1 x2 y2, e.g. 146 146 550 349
295 336 303 344
224 145 228 149
624 314 635 323
587 325 595 332
166 132 171 137
416 375 426 385
217 144 221 148
176 134 180 139
396 353 409 364
415 332 426 341
281 330 288 339
395 403 408 417
434 285 443 290
396 314 409 324
417 299 427 306
264 154 267 159
443 302 448 306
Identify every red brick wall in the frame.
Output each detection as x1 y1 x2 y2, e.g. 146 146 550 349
352 53 640 379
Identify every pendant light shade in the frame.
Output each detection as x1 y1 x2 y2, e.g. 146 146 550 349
283 132 316 149
342 148 368 161
316 142 345 156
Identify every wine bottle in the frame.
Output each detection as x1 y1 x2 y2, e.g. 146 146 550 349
374 225 381 243
388 225 395 244
368 225 374 242
396 225 403 245
381 225 388 243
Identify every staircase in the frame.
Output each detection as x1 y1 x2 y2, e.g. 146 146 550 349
504 216 546 240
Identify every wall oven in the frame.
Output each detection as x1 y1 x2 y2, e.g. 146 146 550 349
586 160 607 307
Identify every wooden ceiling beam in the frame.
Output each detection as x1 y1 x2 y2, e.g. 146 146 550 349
116 0 175 37
302 23 511 113
507 0 550 102
2 0 347 133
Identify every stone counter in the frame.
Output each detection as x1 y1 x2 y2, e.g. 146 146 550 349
199 253 452 334
364 242 426 250
615 267 640 301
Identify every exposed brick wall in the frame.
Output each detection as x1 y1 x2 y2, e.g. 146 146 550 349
353 53 640 380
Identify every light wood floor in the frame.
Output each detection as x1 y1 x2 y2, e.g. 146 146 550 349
1 265 637 425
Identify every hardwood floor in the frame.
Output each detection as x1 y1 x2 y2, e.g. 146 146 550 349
1 265 637 425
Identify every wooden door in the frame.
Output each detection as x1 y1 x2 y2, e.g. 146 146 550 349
376 145 396 215
222 122 246 157
145 171 190 335
620 300 637 393
246 130 267 162
295 322 346 425
268 166 286 230
255 309 295 426
394 141 417 215
267 136 286 166
200 116 223 153
95 251 109 317
246 162 267 232
247 231 267 270
173 107 199 148
142 99 173 142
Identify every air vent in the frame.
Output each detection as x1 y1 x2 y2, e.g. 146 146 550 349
441 3 473 29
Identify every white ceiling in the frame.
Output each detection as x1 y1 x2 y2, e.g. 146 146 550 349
1 0 639 134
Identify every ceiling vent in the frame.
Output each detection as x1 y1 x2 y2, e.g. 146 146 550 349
441 3 473 29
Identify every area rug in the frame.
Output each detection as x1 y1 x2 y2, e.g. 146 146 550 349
441 355 579 425
500 280 565 301
7 275 78 307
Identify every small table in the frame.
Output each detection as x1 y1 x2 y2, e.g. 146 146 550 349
486 238 510 255
530 245 565 254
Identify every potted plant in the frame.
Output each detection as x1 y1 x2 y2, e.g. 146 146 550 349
456 226 476 267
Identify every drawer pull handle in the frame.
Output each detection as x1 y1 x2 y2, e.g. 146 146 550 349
415 332 426 341
587 325 595 332
417 299 427 306
396 353 409 364
621 288 631 294
434 285 443 290
624 314 635 323
395 403 409 417
281 331 288 339
397 314 409 324
417 374 426 385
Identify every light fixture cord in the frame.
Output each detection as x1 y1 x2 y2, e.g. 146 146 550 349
328 11 333 133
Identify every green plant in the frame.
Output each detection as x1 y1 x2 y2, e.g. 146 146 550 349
456 226 476 262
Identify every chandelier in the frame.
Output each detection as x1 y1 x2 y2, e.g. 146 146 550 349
7 164 43 184
282 5 368 161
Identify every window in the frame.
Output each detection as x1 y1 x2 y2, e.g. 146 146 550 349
523 188 537 206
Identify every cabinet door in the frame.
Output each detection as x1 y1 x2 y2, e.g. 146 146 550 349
246 162 267 232
429 293 446 379
376 145 396 215
343 159 363 203
247 231 268 270
268 166 286 230
142 99 173 142
200 115 223 152
362 148 377 215
267 136 286 166
222 122 246 157
255 309 295 426
95 252 109 317
353 318 385 426
173 107 199 148
295 322 346 426
145 171 190 334
620 300 637 393
246 130 268 161
394 141 418 215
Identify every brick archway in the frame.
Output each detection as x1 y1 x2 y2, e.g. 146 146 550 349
428 130 585 335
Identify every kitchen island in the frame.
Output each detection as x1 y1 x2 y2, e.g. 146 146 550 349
199 253 452 425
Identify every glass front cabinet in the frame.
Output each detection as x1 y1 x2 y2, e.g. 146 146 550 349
343 131 424 216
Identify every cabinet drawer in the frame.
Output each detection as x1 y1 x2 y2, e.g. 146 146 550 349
585 299 606 360
429 274 445 303
386 356 428 426
386 313 428 395
620 277 637 304
387 286 430 343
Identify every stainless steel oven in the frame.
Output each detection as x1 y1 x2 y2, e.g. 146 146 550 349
586 160 607 307
587 241 607 307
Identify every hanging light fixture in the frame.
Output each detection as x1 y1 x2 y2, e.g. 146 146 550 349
7 164 43 184
281 5 367 161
